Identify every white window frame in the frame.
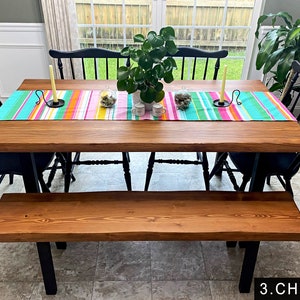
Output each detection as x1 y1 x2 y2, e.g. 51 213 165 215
75 0 266 80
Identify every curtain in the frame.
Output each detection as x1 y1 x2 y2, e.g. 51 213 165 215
41 0 80 78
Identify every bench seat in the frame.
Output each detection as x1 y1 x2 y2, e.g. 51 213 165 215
0 191 299 242
1 190 299 295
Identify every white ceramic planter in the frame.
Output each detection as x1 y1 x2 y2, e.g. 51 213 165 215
131 91 154 111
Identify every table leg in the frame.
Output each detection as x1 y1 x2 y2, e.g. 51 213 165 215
239 241 260 293
19 153 40 193
239 153 265 292
36 242 57 295
20 153 57 295
249 153 266 192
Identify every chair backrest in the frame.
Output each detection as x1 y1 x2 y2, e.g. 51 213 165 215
281 60 300 119
49 48 130 80
170 47 228 80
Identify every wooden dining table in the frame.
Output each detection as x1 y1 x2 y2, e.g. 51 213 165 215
0 78 300 193
1 78 300 295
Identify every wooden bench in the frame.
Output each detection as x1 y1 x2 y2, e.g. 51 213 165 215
0 191 299 295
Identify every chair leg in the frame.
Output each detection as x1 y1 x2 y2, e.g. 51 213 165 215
64 153 73 193
46 155 61 188
209 152 228 180
239 175 251 192
9 173 14 184
144 152 156 191
36 242 57 295
38 174 51 193
284 177 294 197
122 152 132 191
239 241 260 293
213 152 226 176
202 152 210 191
0 174 5 184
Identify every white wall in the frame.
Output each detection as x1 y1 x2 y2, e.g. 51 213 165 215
0 23 49 100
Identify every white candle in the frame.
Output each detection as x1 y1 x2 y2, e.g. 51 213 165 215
49 65 58 103
219 65 227 103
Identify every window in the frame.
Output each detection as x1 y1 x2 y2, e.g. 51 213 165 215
74 0 264 79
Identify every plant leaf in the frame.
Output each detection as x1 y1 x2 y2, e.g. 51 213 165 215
256 30 279 70
140 87 157 103
164 71 174 83
138 53 153 70
120 46 130 56
277 48 296 83
160 26 176 40
286 27 300 44
255 14 269 38
153 64 165 78
150 47 167 62
133 66 145 83
155 82 163 92
134 34 145 43
262 48 284 74
154 90 165 102
147 31 164 48
255 12 293 38
165 40 178 55
117 66 130 80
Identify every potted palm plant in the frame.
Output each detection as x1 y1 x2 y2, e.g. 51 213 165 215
255 11 300 102
117 26 178 105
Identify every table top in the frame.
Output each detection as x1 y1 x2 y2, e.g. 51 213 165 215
0 79 299 153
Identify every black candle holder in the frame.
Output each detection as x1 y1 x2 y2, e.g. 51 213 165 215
213 99 231 107
47 99 65 108
35 90 65 108
213 90 242 107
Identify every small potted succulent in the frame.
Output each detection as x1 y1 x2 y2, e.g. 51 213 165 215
117 26 178 105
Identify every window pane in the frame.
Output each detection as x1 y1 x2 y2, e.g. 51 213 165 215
75 0 257 79
194 3 224 26
125 0 152 25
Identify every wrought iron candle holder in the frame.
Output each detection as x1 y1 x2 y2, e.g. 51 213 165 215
35 90 65 108
213 89 242 107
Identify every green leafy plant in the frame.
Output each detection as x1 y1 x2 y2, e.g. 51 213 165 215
255 12 300 93
117 26 178 103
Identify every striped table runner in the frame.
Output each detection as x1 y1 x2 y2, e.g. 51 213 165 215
0 89 296 121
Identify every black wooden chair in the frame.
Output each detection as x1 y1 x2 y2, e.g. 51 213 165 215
0 153 54 192
49 48 131 192
144 47 228 191
209 60 300 196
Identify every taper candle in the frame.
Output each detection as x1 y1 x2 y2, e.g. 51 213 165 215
219 65 227 103
49 65 58 103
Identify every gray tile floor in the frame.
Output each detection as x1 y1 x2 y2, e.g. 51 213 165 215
0 152 299 299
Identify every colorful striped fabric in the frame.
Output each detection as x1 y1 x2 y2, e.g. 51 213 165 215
0 89 296 121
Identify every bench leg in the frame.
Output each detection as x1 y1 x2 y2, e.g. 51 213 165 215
239 241 260 293
55 242 67 250
226 241 238 247
36 242 57 295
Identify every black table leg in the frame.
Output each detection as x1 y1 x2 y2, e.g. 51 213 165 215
20 153 57 294
238 153 265 292
239 241 260 293
19 153 40 193
36 242 57 295
249 153 266 192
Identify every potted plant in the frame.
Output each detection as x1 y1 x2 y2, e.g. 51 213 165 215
255 11 300 101
117 26 178 104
